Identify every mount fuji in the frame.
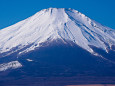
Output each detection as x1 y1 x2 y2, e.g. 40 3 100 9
0 8 115 86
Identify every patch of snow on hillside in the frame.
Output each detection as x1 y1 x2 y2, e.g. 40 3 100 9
0 61 22 71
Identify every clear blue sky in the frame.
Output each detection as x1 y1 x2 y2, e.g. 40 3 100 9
0 0 115 29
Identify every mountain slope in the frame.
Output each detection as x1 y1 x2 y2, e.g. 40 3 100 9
0 40 115 86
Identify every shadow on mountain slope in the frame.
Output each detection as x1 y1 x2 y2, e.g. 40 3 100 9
0 40 115 86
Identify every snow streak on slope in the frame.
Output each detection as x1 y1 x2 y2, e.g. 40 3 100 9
0 61 22 71
0 8 115 56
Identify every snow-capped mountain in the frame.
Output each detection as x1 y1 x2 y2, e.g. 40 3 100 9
0 8 115 86
0 8 115 72
0 8 115 57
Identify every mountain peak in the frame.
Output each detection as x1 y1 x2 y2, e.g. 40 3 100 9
0 8 115 56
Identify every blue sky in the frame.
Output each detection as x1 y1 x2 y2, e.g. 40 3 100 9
0 0 115 29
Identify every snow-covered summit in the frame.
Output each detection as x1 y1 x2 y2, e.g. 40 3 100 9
0 8 115 55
